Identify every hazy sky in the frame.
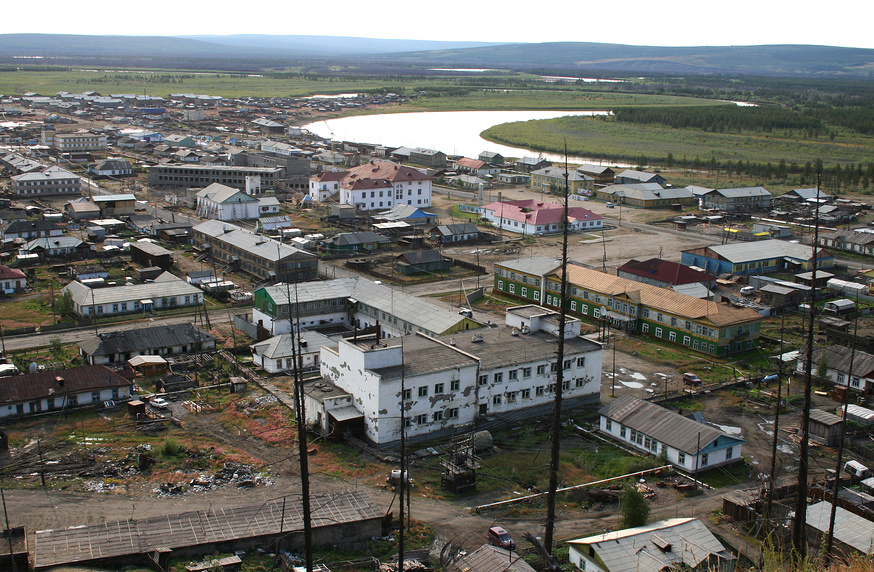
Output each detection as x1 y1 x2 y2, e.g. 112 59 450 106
3 0 873 50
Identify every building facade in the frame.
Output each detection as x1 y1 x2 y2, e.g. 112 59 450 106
148 164 283 190
494 257 763 356
193 220 318 283
11 166 81 197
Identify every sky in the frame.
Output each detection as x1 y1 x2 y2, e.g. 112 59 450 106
2 0 873 50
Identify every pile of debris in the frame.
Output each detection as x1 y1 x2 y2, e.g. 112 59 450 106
157 462 274 496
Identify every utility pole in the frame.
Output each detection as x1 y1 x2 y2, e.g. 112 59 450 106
793 176 822 559
545 150 571 556
765 314 785 535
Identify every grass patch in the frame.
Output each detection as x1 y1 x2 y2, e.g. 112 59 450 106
483 114 874 168
698 460 750 488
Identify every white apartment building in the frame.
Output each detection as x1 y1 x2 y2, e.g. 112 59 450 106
317 306 603 445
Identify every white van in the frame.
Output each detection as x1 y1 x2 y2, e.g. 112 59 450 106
740 286 756 296
844 460 871 480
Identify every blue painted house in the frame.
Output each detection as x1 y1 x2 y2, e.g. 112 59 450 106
681 239 833 276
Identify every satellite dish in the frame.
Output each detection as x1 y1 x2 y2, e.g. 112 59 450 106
29 362 39 373
600 306 608 316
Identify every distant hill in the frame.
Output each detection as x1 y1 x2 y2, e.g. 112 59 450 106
0 33 502 59
0 34 872 77
178 35 500 55
377 42 874 77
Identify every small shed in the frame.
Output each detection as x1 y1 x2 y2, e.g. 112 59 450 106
843 404 874 426
808 408 843 446
127 400 146 418
127 355 168 376
823 299 856 316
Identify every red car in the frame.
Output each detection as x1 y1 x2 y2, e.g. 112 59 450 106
488 526 516 550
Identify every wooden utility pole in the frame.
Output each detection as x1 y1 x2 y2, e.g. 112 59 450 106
544 153 571 555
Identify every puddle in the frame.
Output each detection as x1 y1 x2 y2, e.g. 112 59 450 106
630 372 647 381
620 381 644 389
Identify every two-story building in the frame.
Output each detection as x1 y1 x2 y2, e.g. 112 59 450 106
701 187 773 212
193 220 318 283
479 199 602 235
338 161 433 212
494 257 763 356
529 167 594 195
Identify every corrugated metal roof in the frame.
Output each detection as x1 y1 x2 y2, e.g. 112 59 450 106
498 256 562 277
568 518 734 572
454 545 536 572
34 490 382 568
559 265 761 327
810 408 842 426
63 273 202 307
801 344 874 379
194 220 315 262
804 502 874 554
599 395 743 454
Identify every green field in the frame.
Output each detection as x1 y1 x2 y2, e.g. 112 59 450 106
481 114 874 168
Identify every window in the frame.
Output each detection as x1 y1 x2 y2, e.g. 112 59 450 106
657 313 663 323
570 300 576 311
577 357 586 367
479 375 488 386
641 308 650 318
562 379 570 390
605 419 612 431
521 389 531 399
433 411 444 422
655 327 663 338
402 389 411 400
507 391 517 402
451 379 460 391
726 447 734 460
851 377 861 388
620 425 626 438
537 364 546 375
508 370 518 381
576 378 586 387
581 305 588 315
536 386 545 396
563 359 571 370
642 323 649 333
418 386 428 397
447 407 459 419
434 383 444 394
494 372 503 383
683 336 691 346
701 453 709 466
669 331 677 342
492 395 502 405
416 414 428 424
534 291 540 301
521 287 527 298
522 367 532 378
509 284 515 294
678 452 686 465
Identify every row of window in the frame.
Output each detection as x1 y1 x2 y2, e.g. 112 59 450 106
407 407 459 426
606 420 732 466
403 379 461 400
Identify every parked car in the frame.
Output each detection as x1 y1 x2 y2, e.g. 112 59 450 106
488 526 516 550
605 202 615 208
740 286 756 296
683 373 702 387
150 397 170 409
458 308 473 318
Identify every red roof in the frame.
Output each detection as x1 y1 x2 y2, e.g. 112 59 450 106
456 157 486 169
343 178 392 190
0 365 130 404
617 258 716 285
481 200 602 226
0 265 25 280
344 160 431 183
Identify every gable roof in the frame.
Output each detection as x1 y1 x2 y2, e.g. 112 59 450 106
558 264 760 327
397 249 446 265
62 272 201 307
434 223 479 236
568 517 734 572
693 239 830 264
194 220 315 262
615 169 663 183
0 365 129 404
343 160 431 184
329 231 391 246
617 258 715 285
78 323 215 357
196 183 258 204
454 545 535 572
481 200 602 227
250 331 334 360
710 186 772 199
374 204 437 221
599 395 743 454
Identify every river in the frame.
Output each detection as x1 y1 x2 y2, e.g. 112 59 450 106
303 110 626 165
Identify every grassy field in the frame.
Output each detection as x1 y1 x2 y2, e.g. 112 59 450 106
0 69 725 109
482 114 874 168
